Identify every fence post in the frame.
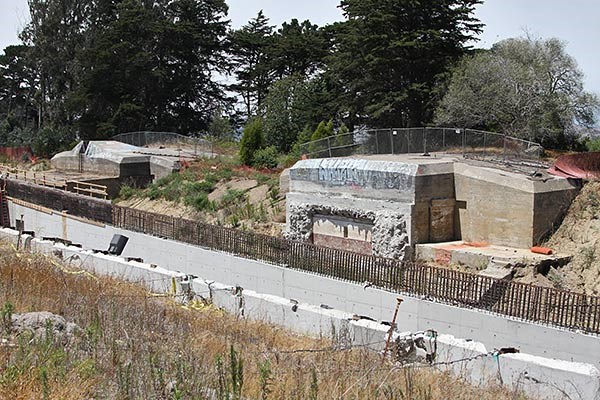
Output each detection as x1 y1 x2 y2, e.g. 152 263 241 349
481 131 485 158
327 137 332 157
423 127 427 155
375 130 379 154
390 129 394 155
503 134 507 160
443 128 446 152
462 128 466 157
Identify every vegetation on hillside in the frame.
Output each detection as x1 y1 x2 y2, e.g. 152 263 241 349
0 243 526 399
117 156 284 233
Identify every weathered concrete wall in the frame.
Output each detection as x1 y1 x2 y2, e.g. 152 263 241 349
312 214 373 254
5 179 112 224
287 156 578 252
453 163 579 248
533 186 580 244
286 158 451 258
412 172 456 244
2 227 598 400
289 158 419 201
9 199 600 371
285 199 412 259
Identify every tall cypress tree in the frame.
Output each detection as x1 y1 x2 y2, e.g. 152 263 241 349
229 11 274 119
327 0 483 128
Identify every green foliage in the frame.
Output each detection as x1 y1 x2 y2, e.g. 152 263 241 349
15 0 230 139
258 359 272 400
118 185 137 201
239 118 265 166
270 19 327 78
184 192 215 212
435 37 600 147
586 138 600 152
310 120 333 142
215 346 244 400
220 189 246 207
263 75 307 152
143 171 217 211
328 0 483 128
252 146 278 169
209 108 234 140
308 367 318 400
334 123 352 147
230 11 274 118
229 346 244 400
31 126 76 156
1 301 14 334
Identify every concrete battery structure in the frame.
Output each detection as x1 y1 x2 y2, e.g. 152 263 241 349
285 154 579 260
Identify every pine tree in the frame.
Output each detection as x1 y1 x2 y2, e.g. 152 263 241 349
327 0 483 128
230 11 274 119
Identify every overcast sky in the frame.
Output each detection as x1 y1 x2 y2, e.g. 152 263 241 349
1 0 598 95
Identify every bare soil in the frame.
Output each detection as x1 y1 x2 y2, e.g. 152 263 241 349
544 181 600 294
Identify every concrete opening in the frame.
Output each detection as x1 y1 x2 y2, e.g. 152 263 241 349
312 214 373 254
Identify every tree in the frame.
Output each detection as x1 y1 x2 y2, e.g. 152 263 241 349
0 45 38 130
310 120 333 142
21 0 92 130
76 0 230 138
269 19 328 78
230 11 274 119
434 37 600 146
208 107 234 140
239 117 264 166
20 0 230 139
327 0 483 128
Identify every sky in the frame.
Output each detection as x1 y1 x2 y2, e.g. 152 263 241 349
0 0 598 95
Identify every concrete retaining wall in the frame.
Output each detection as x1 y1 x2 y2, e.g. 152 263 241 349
9 199 600 363
1 226 598 399
9 199 600 367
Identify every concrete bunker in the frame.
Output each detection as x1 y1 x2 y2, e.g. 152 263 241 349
51 140 186 184
285 154 579 260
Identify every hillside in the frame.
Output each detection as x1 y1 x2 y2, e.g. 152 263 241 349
0 243 526 399
544 181 600 294
116 156 287 237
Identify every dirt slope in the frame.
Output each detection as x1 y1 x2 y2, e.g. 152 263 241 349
545 181 600 294
118 176 286 237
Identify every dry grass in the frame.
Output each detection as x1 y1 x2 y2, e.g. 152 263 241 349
0 244 526 400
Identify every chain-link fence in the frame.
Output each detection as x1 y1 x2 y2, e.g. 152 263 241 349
299 127 543 160
112 131 213 156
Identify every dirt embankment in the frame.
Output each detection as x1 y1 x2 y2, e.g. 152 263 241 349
118 176 286 237
545 181 600 294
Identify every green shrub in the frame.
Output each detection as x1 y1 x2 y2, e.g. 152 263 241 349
189 180 216 193
118 185 137 200
184 192 215 211
239 118 264 166
31 126 77 157
220 189 246 206
310 120 333 142
586 137 600 152
252 146 278 169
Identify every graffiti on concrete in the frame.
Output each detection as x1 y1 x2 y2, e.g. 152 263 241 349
317 167 414 190
290 159 417 191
